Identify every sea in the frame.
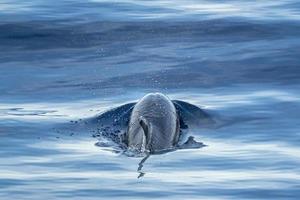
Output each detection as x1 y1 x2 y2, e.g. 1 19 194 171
0 0 300 199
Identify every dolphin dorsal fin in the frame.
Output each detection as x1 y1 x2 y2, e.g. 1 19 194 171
139 117 151 149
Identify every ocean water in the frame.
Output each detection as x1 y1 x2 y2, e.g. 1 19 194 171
1 0 300 199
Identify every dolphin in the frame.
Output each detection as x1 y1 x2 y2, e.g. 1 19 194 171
88 93 214 154
126 93 179 153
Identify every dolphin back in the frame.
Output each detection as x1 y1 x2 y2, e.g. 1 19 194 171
172 100 215 129
85 102 136 144
92 102 136 128
89 100 214 132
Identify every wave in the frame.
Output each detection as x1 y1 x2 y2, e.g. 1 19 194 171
1 20 300 51
1 0 300 21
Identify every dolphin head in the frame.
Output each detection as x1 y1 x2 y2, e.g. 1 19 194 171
126 93 180 153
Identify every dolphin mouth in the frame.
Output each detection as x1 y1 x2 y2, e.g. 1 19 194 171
149 147 176 155
124 146 150 157
125 145 175 157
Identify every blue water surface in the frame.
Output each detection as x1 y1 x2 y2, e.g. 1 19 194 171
1 0 300 199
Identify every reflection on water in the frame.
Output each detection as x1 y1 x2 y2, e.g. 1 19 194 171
1 0 300 20
1 0 300 199
1 88 300 199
